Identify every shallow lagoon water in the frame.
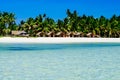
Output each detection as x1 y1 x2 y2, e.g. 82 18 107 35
0 43 120 80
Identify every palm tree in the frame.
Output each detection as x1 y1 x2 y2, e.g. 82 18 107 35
57 19 64 32
5 9 119 38
0 12 17 36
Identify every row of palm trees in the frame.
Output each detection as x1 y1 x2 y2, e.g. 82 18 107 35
0 9 120 37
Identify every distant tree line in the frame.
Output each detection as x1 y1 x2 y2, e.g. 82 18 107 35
0 9 120 37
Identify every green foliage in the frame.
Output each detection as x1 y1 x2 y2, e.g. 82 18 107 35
0 12 18 36
0 10 120 37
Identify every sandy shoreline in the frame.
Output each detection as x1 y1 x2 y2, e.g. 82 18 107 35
0 37 120 44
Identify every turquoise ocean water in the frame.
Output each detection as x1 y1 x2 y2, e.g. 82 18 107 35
0 43 120 80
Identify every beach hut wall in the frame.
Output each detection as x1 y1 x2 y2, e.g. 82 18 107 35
79 32 83 37
66 32 71 37
69 32 74 37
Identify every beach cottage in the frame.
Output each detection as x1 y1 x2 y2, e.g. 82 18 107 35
36 32 45 37
86 33 92 37
46 32 55 37
55 32 65 37
11 31 29 37
74 32 83 37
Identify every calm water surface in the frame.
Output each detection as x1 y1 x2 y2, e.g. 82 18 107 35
0 43 120 80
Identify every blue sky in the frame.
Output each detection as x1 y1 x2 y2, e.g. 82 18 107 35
0 0 120 24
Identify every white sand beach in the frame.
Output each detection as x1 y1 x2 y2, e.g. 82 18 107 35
0 37 120 44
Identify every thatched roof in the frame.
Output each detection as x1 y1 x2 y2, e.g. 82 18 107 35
66 32 70 36
74 32 82 35
86 33 92 36
36 32 44 36
56 32 63 36
11 31 27 35
46 32 53 36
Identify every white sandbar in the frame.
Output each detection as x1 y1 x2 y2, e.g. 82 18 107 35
0 37 120 44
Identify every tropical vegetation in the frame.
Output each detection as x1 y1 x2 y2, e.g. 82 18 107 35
0 9 120 37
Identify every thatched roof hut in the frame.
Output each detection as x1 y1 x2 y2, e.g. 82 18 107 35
66 32 71 37
36 32 45 37
55 32 65 37
86 33 92 37
46 32 55 37
11 31 29 37
74 32 83 37
66 32 82 37
69 32 74 37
